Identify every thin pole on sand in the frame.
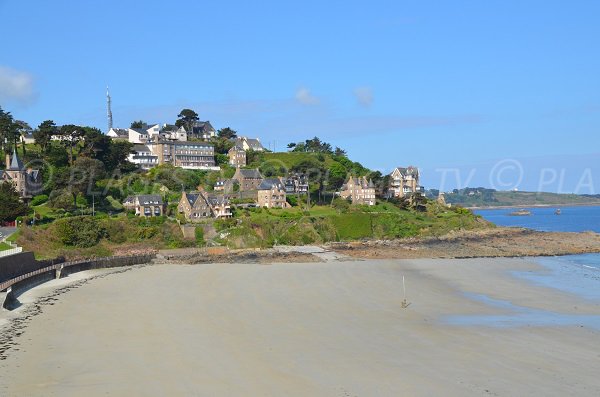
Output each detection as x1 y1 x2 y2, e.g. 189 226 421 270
401 275 410 308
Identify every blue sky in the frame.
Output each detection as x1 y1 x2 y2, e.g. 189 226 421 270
1 0 599 192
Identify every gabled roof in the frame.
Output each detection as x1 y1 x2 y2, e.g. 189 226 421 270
258 178 284 190
394 166 419 176
184 192 201 206
130 128 148 135
109 128 129 136
237 168 263 179
245 138 264 150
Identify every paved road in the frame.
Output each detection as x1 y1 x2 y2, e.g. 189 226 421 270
0 227 17 242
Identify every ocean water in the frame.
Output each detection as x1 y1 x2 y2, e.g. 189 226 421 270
473 205 600 233
447 206 600 327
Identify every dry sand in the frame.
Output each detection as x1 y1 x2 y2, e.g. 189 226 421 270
1 258 600 396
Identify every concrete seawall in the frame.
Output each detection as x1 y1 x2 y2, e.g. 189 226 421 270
2 254 155 310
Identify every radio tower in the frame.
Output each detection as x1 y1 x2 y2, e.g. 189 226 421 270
106 86 113 132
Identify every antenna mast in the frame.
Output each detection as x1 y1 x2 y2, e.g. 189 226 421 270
107 86 113 132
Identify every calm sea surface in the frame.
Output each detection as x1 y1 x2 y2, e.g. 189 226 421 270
445 206 600 328
474 205 600 233
474 205 600 301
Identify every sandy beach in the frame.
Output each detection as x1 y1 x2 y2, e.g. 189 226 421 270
1 258 600 396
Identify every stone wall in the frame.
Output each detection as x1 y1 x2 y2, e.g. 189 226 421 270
0 252 41 284
2 254 155 310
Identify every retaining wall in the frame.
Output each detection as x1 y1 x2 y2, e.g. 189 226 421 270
2 254 155 310
0 252 42 284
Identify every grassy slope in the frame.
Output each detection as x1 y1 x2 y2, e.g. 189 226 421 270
217 202 490 248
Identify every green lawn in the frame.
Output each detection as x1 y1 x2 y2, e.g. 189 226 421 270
0 242 12 251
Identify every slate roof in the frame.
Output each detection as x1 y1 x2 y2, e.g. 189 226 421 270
258 178 284 190
8 149 24 171
110 128 129 137
124 194 163 205
184 192 201 206
237 169 263 179
245 138 264 150
395 166 419 176
132 144 152 153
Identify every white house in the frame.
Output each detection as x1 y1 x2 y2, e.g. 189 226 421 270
128 144 159 170
107 128 129 140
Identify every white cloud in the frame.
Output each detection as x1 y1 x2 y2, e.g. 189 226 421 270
0 65 35 104
354 86 373 107
295 87 319 105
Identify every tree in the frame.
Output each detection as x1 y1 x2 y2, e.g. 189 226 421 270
212 137 234 154
287 142 296 150
217 127 237 139
0 183 28 222
34 120 57 153
14 120 31 157
59 124 84 165
106 140 135 172
175 108 199 133
0 107 19 153
334 147 347 157
68 157 106 209
80 127 111 160
130 120 146 129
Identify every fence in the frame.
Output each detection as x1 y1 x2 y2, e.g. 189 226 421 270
0 247 23 258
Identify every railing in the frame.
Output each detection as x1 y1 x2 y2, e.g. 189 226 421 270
0 247 23 258
0 254 155 293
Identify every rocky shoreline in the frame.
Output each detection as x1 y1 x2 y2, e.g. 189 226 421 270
326 228 600 259
151 228 600 263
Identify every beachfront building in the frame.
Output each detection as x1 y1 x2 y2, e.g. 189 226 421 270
340 176 376 206
123 194 166 217
389 166 421 198
257 178 289 208
0 148 41 199
178 190 232 220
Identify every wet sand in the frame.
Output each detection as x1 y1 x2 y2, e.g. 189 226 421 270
1 259 600 396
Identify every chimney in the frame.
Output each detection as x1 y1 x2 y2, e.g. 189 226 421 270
5 153 10 169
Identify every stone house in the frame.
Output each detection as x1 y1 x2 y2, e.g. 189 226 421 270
232 136 265 152
283 173 309 195
123 194 166 217
178 190 232 221
228 145 247 167
232 168 263 191
257 178 289 208
389 166 421 198
340 176 376 206
0 149 41 199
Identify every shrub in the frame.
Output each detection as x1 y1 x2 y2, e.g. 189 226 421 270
53 216 106 247
195 226 205 247
31 194 49 206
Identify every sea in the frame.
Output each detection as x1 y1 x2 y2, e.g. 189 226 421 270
446 206 600 328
